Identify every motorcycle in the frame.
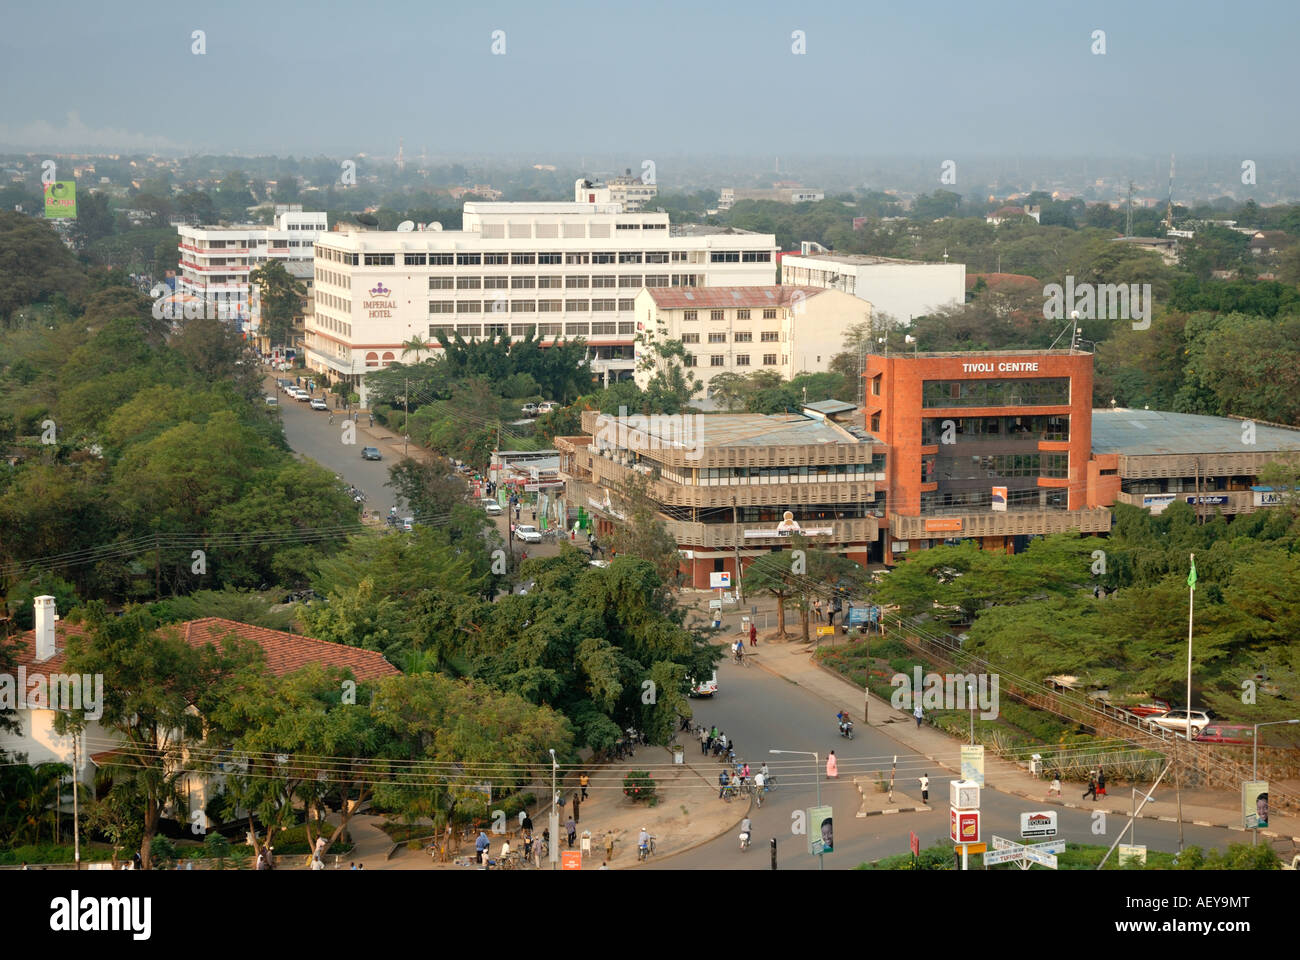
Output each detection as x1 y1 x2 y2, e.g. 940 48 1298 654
838 719 854 740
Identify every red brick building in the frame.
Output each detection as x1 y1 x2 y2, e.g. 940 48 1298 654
864 349 1110 560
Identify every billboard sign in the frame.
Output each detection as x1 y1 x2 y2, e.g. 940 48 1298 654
709 571 731 589
44 181 77 218
960 745 985 786
1020 810 1058 838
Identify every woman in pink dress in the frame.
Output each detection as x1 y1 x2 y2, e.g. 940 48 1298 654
826 751 838 778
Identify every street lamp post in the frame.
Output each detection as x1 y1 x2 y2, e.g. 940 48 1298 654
770 748 822 871
968 681 975 745
1251 719 1299 846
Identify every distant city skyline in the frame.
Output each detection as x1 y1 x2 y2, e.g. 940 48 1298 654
2 0 1298 160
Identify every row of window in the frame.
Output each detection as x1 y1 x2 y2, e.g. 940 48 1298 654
919 415 1071 444
709 251 772 263
921 378 1072 408
682 308 779 321
435 322 633 338
925 454 1069 481
681 331 780 343
429 299 639 314
921 488 1068 511
684 354 781 367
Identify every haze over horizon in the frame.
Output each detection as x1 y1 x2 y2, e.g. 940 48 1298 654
3 0 1297 158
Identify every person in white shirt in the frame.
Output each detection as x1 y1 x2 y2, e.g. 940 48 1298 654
919 774 930 803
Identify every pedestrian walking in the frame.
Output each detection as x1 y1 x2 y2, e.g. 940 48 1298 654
475 829 491 865
580 773 590 800
566 817 577 848
605 831 615 861
749 621 758 647
813 598 823 623
913 703 924 727
572 792 581 823
1083 777 1098 801
826 751 839 779
1049 773 1062 797
1096 767 1107 798
718 769 730 799
919 773 930 803
369 413 374 427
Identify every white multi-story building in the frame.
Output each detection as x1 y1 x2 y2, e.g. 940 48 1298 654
305 202 775 400
575 173 658 211
779 252 965 325
176 205 327 334
633 285 871 397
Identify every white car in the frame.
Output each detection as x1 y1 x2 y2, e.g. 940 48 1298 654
1147 710 1211 734
514 524 542 544
588 559 609 568
688 671 718 698
482 499 502 515
538 401 558 414
309 398 328 411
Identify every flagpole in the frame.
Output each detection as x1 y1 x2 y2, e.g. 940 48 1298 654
1186 553 1194 743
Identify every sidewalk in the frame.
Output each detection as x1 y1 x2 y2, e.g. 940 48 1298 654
693 590 1300 847
368 742 747 871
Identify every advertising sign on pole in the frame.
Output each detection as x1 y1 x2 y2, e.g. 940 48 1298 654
960 745 985 786
561 851 582 870
807 805 834 855
709 571 732 589
949 808 980 845
1243 780 1269 829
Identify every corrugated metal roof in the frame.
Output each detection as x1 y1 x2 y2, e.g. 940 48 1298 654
1091 409 1300 456
647 286 827 310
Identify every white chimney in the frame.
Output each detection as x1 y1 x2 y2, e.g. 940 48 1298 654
34 595 57 662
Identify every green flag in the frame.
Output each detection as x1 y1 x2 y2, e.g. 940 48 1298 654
1187 558 1197 590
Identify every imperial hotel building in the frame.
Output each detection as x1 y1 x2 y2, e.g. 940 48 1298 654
305 193 776 400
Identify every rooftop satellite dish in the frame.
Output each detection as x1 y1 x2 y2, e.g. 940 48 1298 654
396 220 415 232
428 222 443 231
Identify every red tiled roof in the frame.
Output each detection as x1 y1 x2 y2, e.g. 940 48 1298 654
10 616 399 683
647 285 828 310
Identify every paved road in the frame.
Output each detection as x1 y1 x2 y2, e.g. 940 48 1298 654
264 374 400 519
651 656 1238 870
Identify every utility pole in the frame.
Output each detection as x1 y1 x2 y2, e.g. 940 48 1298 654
403 377 410 458
72 730 81 870
154 533 161 601
732 496 743 602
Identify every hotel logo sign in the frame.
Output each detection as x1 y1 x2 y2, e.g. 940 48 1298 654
365 282 394 319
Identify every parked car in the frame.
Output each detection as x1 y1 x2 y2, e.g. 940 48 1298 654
265 395 279 406
514 524 542 543
537 401 558 414
401 516 414 531
361 447 383 461
520 402 539 417
688 670 718 698
589 559 609 568
310 397 328 411
1147 709 1211 734
481 498 502 515
295 389 312 402
1194 724 1256 745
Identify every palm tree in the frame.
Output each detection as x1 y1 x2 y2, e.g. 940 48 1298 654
0 762 71 845
400 335 430 363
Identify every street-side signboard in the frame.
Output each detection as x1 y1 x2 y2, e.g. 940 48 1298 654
1022 845 1058 869
1020 810 1058 838
1118 844 1146 866
709 572 731 589
983 847 1024 865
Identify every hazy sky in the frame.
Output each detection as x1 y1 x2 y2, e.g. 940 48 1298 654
3 0 1297 158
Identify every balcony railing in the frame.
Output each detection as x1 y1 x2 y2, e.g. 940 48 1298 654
889 507 1112 540
662 516 878 549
